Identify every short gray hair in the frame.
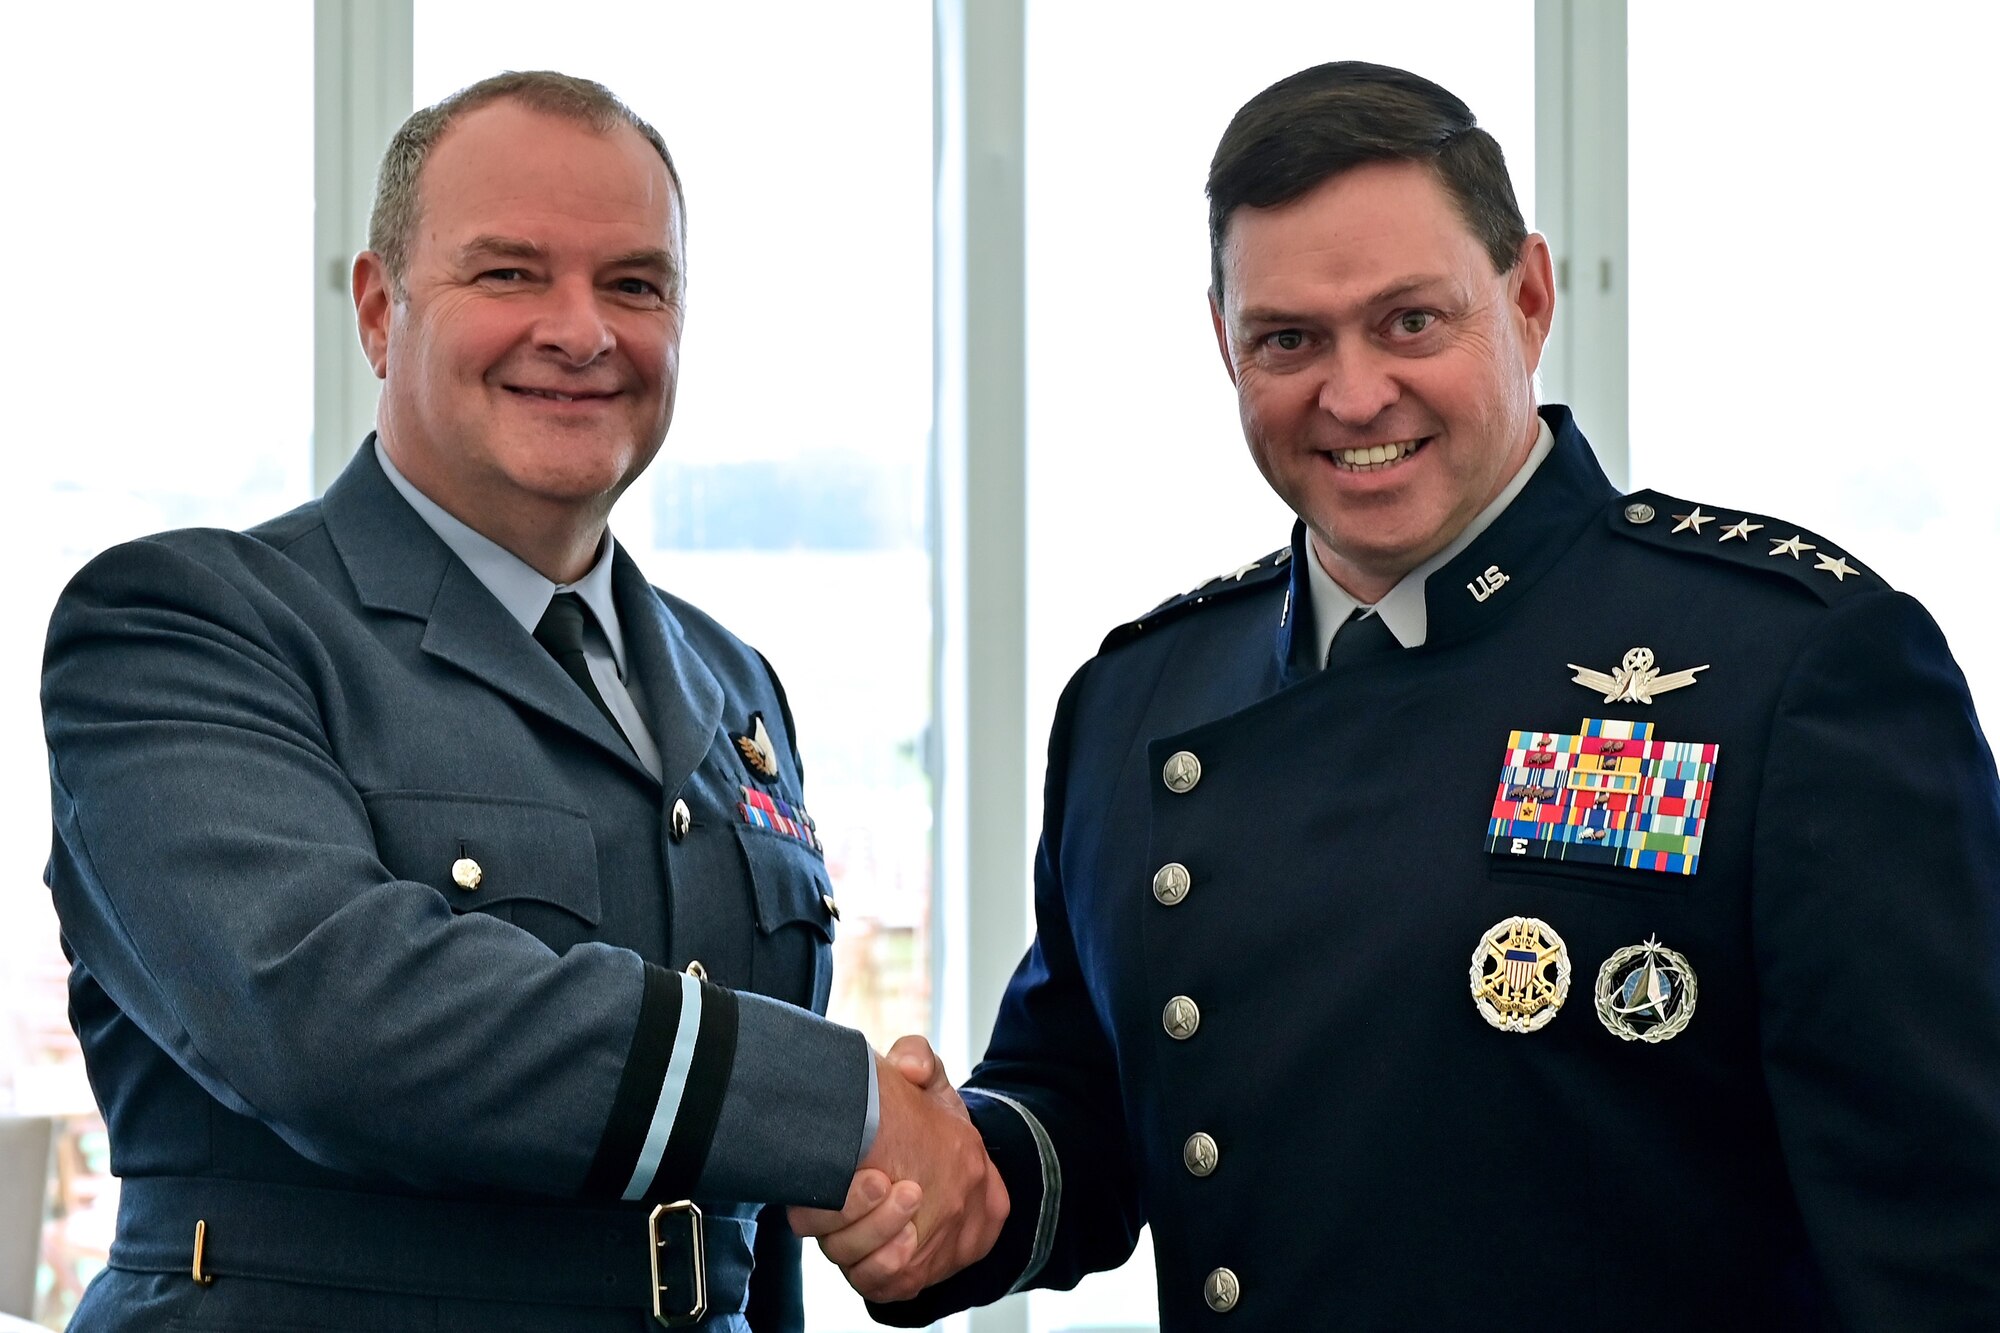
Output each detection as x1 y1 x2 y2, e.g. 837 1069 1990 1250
367 70 683 296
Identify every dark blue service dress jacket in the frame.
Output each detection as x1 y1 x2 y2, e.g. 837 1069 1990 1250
42 440 867 1331
878 406 2000 1330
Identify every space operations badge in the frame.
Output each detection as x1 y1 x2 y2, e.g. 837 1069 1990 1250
1486 718 1719 875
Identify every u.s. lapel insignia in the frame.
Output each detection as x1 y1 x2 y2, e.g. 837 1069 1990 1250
733 712 780 780
1486 719 1720 876
1594 936 1698 1042
1568 646 1708 704
1470 916 1571 1033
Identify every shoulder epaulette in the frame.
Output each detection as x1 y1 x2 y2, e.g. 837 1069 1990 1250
1609 490 1886 605
1099 547 1292 654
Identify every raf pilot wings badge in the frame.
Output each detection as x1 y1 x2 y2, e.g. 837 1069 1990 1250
1568 646 1708 705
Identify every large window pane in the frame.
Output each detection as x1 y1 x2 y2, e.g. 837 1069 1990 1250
1630 4 2000 711
0 4 315 1324
1023 6 1535 1326
413 9 934 1328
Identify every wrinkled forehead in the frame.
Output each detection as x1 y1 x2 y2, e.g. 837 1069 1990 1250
1218 160 1487 306
418 101 683 249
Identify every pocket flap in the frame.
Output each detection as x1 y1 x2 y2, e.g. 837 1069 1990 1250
364 790 601 926
735 825 836 941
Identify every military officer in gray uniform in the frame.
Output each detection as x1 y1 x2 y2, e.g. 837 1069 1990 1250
43 71 999 1331
799 62 2000 1329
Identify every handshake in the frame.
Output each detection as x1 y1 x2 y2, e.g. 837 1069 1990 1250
789 1037 1010 1303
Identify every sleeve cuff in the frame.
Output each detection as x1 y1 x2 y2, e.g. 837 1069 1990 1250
581 965 738 1201
858 1046 881 1165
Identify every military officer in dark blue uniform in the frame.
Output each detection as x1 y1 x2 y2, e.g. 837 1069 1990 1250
800 62 2000 1329
42 72 1000 1331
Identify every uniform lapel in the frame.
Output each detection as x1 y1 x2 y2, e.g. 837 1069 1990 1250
321 438 659 784
1423 407 1617 649
611 547 725 796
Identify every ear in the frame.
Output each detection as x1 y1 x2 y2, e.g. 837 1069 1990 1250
1209 289 1240 387
352 251 395 380
1510 233 1557 377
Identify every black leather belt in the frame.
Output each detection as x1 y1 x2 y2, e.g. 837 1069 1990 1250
111 1176 750 1325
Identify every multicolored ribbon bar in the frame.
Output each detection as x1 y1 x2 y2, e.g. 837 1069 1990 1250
1486 718 1719 875
739 785 822 852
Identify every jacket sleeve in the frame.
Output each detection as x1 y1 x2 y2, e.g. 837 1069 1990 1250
42 535 866 1208
1753 589 2000 1326
870 663 1146 1324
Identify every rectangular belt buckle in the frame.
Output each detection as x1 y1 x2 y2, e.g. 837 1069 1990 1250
647 1200 707 1327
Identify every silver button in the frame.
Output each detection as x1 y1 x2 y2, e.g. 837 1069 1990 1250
1623 502 1657 525
1152 863 1191 907
670 798 692 842
1162 751 1202 794
1204 1268 1240 1313
821 892 841 921
1183 1132 1218 1177
1163 995 1200 1040
450 857 483 891
685 959 708 982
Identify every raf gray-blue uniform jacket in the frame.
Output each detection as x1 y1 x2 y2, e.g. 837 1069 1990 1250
878 406 2000 1330
42 441 864 1331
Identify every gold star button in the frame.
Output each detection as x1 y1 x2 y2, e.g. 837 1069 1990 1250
1671 507 1715 534
1718 518 1764 542
451 857 483 891
1814 553 1859 581
1768 534 1816 559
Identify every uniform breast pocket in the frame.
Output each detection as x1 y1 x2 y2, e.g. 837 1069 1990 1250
735 825 837 1014
363 790 601 950
1486 854 1698 902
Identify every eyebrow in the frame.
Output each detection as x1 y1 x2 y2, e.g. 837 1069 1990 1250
456 235 545 265
1232 275 1460 327
454 237 680 283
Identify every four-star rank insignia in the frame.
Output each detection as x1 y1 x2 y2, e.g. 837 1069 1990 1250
1471 916 1571 1033
1487 719 1719 875
1594 936 1698 1042
733 712 780 780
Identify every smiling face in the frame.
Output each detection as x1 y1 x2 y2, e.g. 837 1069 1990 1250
1211 159 1554 603
354 99 684 579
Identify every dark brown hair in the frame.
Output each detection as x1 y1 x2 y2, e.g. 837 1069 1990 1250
1207 61 1525 298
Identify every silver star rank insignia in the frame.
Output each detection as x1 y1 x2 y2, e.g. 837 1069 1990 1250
1768 534 1815 559
733 712 780 780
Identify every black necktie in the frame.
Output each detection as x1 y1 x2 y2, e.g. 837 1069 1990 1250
1324 607 1400 669
533 593 622 733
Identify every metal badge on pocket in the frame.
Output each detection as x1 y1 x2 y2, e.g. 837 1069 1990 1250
1485 719 1719 875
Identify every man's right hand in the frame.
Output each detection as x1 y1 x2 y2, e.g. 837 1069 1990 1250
789 1035 1009 1302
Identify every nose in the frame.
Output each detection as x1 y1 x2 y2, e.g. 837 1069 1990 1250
1316 340 1400 426
533 278 615 366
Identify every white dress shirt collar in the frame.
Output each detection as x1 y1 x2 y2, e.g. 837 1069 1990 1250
373 440 630 679
1307 416 1556 663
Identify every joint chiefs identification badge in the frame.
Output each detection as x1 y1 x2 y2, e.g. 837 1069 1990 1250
1594 936 1698 1042
1487 718 1719 875
1471 916 1571 1033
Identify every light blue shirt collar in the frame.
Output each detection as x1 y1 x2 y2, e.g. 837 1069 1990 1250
373 441 630 679
1307 416 1555 660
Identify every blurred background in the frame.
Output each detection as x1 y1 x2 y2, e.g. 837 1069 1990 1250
1 2 1993 1329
